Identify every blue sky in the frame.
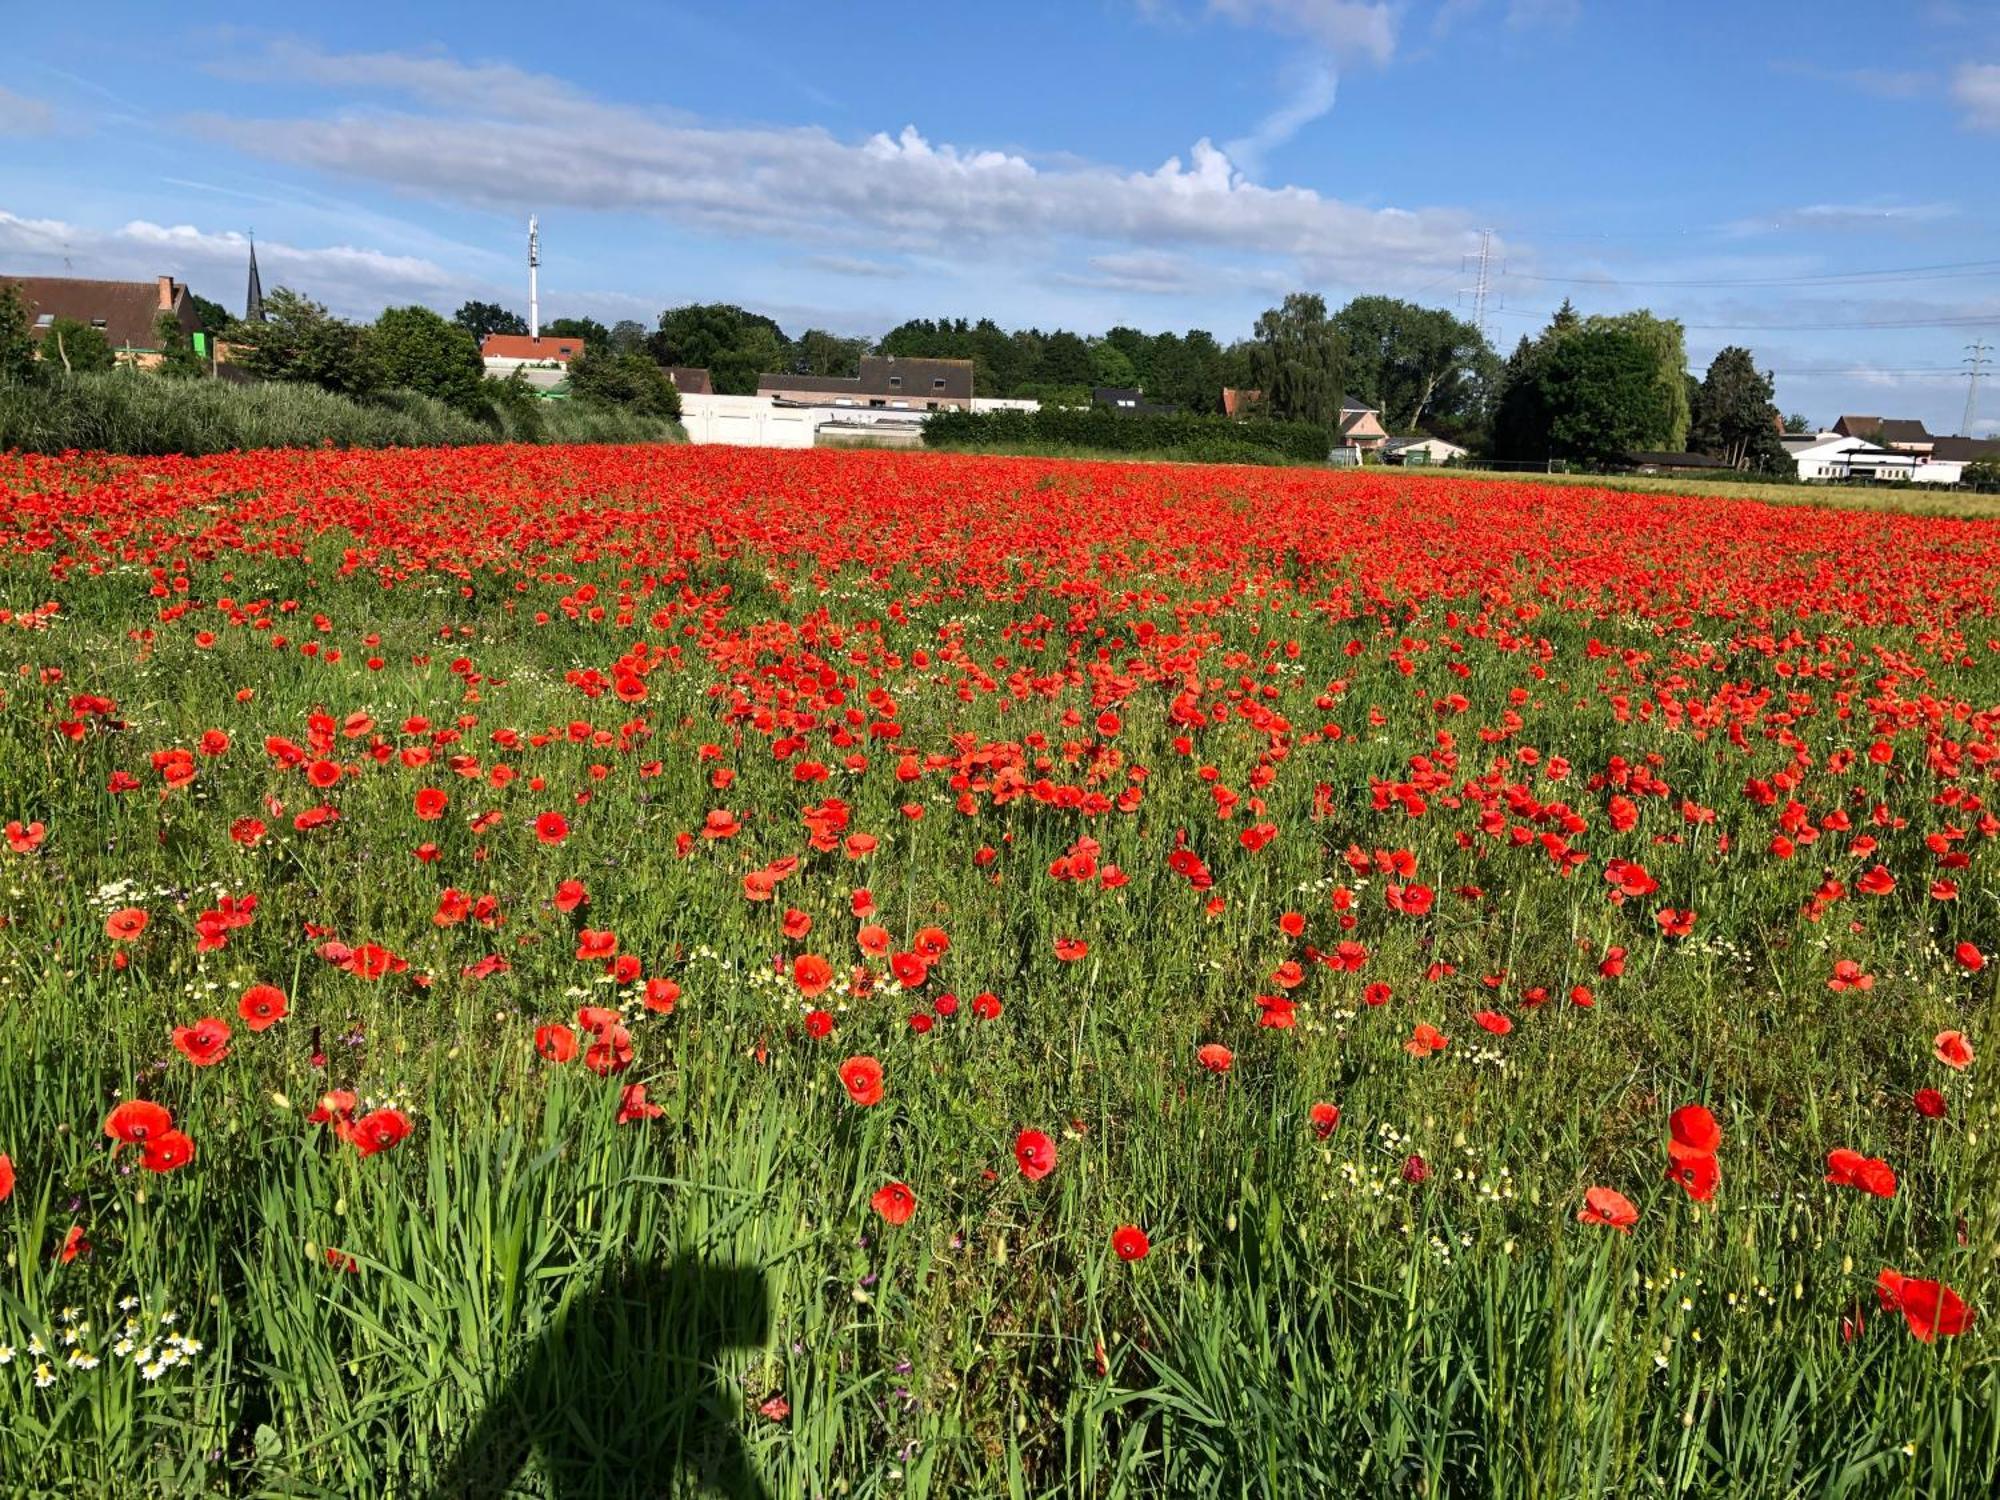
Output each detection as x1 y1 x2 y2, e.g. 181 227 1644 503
5 1 1998 432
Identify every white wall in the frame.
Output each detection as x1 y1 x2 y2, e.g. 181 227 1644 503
678 393 823 448
972 397 1041 414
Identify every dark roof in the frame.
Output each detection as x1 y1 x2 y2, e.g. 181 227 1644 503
1094 386 1143 404
1931 435 2000 463
5 275 196 351
1340 394 1378 414
1624 450 1735 469
1832 414 1931 443
759 355 973 401
664 366 711 395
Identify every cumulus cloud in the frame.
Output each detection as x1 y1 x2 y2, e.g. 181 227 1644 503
0 209 455 316
184 44 1486 295
1952 63 2000 129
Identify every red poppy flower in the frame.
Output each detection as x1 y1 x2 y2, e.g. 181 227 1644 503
781 907 813 941
536 1023 578 1063
616 1084 664 1124
1827 960 1873 992
1913 1087 1948 1119
1955 942 1985 972
237 983 288 1032
1309 1102 1340 1138
1655 907 1696 938
105 907 149 942
1111 1225 1150 1261
776 952 836 1003
1825 1149 1897 1198
575 929 617 963
1577 1186 1638 1232
1015 1129 1057 1181
584 1024 633 1076
1855 865 1897 897
890 951 930 988
1196 1043 1234 1074
1472 1010 1512 1036
1404 1023 1449 1057
58 1224 89 1263
870 1181 917 1225
535 811 570 845
1877 1268 1976 1342
141 1130 196 1173
1934 1030 1975 1069
839 1055 885 1107
0 1152 14 1202
642 977 680 1014
1668 1104 1722 1160
413 788 448 821
1665 1152 1720 1203
1401 1153 1430 1184
553 879 589 913
971 991 1003 1021
171 1017 232 1067
1053 937 1089 962
351 1108 412 1157
4 820 45 853
912 926 950 961
803 1008 834 1038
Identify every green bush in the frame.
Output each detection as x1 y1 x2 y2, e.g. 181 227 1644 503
923 406 1331 463
0 371 683 455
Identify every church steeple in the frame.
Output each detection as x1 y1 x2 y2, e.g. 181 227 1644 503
244 232 265 323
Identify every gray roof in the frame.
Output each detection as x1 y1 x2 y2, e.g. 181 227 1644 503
759 355 973 401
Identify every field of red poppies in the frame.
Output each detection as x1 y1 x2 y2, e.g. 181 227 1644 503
0 443 1994 1497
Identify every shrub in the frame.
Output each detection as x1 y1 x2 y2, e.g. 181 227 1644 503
923 406 1331 464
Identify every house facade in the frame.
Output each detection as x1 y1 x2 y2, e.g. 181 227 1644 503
1337 396 1388 451
5 274 201 369
480 334 582 393
758 356 973 411
1382 436 1468 466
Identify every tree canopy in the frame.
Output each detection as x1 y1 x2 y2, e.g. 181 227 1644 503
374 305 487 413
231 289 382 398
452 301 528 343
1250 293 1346 429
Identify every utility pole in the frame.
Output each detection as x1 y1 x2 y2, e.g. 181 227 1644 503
528 215 541 341
1965 340 1992 437
1461 228 1494 341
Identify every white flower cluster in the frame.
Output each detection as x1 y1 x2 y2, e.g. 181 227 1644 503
0 1297 202 1389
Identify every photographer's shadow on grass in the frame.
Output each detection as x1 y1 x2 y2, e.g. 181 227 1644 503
429 1255 772 1499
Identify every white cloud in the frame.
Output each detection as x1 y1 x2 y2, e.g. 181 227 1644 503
1951 63 2000 129
183 45 1488 294
1224 61 1339 177
803 254 908 279
0 85 54 136
0 209 455 317
1203 0 1398 65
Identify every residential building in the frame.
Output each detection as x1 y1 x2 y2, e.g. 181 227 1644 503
1338 396 1388 452
758 355 973 410
1832 415 1934 455
1221 387 1263 419
1382 436 1468 466
480 333 581 393
4 274 202 368
664 366 712 395
1623 450 1736 475
1093 386 1178 415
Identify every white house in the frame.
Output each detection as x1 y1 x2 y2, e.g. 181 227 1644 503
1382 436 1469 466
677 392 823 448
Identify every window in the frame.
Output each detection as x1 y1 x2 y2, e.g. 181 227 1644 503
34 313 53 327
932 377 946 389
888 375 901 388
91 318 108 329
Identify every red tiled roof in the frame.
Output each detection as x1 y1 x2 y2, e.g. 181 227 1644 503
480 335 579 362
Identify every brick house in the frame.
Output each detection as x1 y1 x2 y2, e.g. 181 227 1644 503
5 274 201 368
758 355 973 410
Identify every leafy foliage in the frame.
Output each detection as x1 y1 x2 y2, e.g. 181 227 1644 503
566 348 683 419
1250 292 1346 429
372 305 488 414
230 289 383 398
452 300 528 342
42 318 115 375
923 405 1331 462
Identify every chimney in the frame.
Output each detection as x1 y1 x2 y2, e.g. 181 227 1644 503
157 275 176 310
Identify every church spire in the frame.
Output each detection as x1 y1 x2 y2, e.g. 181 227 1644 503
244 232 265 323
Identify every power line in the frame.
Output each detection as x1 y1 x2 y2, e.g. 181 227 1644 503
1500 257 2000 290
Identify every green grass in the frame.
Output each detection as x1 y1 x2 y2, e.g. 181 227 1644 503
0 371 683 455
0 445 1993 1498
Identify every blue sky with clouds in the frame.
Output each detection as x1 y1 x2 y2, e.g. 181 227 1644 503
5 1 1998 432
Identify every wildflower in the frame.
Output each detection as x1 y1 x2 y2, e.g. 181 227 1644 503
1111 1225 1150 1261
1577 1186 1638 1232
870 1182 917 1225
1015 1129 1057 1181
838 1056 885 1107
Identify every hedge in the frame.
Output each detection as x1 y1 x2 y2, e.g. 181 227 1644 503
922 406 1333 464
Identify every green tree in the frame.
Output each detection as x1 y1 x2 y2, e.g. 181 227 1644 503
1783 412 1813 434
43 318 115 374
0 283 40 384
374 305 487 412
453 301 528 342
568 348 682 419
1582 310 1689 450
232 288 382 397
608 319 648 355
1089 342 1138 391
152 314 208 379
794 329 868 378
1689 346 1786 471
1037 331 1094 389
188 292 234 336
1250 292 1345 429
651 304 790 395
1332 296 1494 434
543 317 609 351
1146 332 1214 414
1102 326 1154 387
1490 334 1550 461
1541 327 1670 465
